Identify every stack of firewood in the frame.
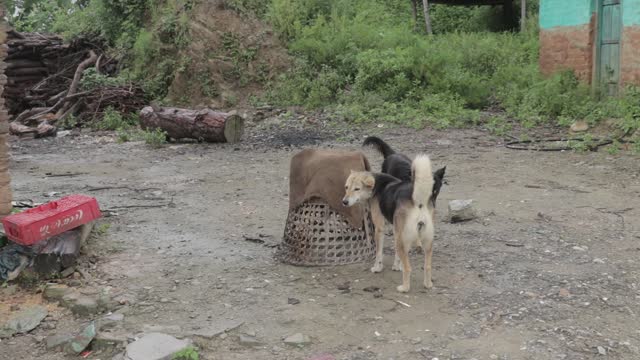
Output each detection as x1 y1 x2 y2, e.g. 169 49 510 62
4 30 146 137
0 12 13 216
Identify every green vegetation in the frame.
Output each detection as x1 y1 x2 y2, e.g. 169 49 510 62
7 0 639 143
117 127 168 147
264 0 639 135
172 347 199 360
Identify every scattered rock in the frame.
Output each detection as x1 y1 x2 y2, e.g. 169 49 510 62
238 334 263 347
125 333 191 360
71 296 99 316
97 313 125 331
308 354 336 360
597 346 607 355
448 200 477 223
43 284 73 302
559 288 571 297
92 332 128 351
570 121 589 132
288 297 300 305
0 305 48 338
45 334 73 350
189 320 243 339
284 333 311 346
337 282 351 291
142 324 182 335
363 286 380 293
64 322 96 355
60 267 76 278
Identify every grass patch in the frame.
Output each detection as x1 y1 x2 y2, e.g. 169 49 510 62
117 127 168 147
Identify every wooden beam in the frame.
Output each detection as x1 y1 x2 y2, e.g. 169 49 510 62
520 0 526 32
422 0 433 35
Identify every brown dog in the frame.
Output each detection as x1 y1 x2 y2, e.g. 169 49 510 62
343 156 437 292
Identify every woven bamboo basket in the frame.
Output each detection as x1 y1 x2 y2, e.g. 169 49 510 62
276 198 376 266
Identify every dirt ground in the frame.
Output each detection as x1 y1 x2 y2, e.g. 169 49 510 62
1 115 640 360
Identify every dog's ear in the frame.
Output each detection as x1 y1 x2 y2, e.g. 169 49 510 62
364 175 375 188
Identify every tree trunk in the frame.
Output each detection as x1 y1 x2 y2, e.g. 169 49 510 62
411 0 419 31
422 0 433 35
0 9 13 217
139 106 245 143
520 0 526 32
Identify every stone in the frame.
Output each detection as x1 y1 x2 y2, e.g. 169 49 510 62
597 346 607 355
189 320 243 339
92 332 128 351
0 305 48 338
238 334 263 347
43 284 73 302
284 333 311 346
570 121 589 132
308 354 336 360
98 313 125 331
46 334 73 350
71 296 99 316
448 200 477 223
125 333 191 360
559 288 571 297
64 322 96 355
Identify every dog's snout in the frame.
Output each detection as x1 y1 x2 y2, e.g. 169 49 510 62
342 199 349 206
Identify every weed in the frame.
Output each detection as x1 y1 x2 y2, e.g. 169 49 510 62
93 223 111 237
172 347 199 360
485 115 512 137
116 126 168 147
140 128 169 147
607 140 621 155
95 107 138 131
58 114 79 129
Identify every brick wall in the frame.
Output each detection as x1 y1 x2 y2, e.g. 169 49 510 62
621 26 640 86
539 16 596 83
539 0 596 83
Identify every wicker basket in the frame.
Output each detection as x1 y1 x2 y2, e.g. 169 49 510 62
276 198 376 266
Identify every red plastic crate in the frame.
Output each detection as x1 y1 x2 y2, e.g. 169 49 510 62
2 194 101 246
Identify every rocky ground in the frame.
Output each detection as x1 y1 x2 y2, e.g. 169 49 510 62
1 113 639 360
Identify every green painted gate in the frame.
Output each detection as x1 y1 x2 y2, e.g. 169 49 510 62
597 0 622 95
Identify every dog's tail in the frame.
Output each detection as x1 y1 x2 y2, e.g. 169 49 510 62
363 136 395 158
411 155 434 233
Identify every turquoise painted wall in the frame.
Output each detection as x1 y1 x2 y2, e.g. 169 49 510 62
623 0 640 26
540 0 592 29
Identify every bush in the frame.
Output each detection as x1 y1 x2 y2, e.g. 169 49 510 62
95 107 138 131
265 0 636 132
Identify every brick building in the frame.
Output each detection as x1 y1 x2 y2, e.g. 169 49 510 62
539 0 640 94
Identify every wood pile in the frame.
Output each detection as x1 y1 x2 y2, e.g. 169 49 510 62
0 13 13 216
3 30 146 137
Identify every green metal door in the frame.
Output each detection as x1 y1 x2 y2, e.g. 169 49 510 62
598 0 622 95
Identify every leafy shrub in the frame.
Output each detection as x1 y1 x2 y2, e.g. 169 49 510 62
95 107 138 131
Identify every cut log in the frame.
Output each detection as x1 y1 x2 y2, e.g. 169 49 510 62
9 122 37 136
139 106 245 143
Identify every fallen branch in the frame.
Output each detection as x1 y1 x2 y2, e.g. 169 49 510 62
57 50 97 116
